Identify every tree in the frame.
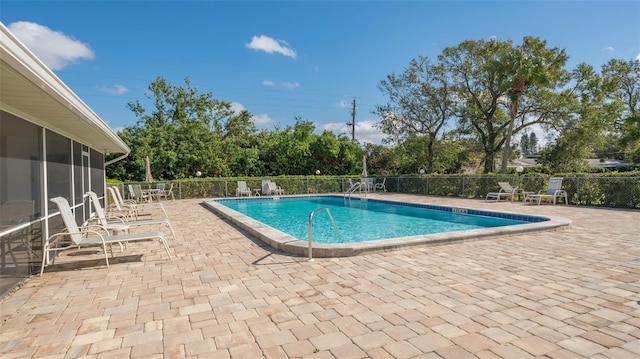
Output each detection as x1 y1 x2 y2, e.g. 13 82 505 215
602 58 640 162
375 56 455 173
439 37 569 173
528 132 538 155
520 132 530 157
107 76 236 180
497 37 568 173
221 110 260 176
519 131 539 157
538 63 617 172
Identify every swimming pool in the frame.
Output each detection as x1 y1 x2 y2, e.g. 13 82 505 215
205 195 571 257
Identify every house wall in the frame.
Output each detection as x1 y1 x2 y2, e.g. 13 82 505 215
0 110 105 296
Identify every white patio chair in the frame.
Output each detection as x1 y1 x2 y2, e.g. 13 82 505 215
486 182 521 202
236 181 252 197
524 177 568 205
41 197 171 276
267 181 284 195
374 178 387 192
87 191 177 240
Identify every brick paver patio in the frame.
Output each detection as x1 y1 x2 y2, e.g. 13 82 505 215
0 194 638 358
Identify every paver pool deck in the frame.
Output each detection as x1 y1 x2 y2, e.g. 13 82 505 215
0 194 638 358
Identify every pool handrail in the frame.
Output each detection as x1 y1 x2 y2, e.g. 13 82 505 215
307 206 342 261
345 181 367 198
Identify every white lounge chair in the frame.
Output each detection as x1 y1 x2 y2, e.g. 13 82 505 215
266 181 284 195
111 186 168 218
236 181 252 197
41 197 171 275
129 184 153 203
87 191 177 240
485 182 522 202
524 177 568 205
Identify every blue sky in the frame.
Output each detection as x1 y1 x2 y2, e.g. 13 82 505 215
2 1 639 144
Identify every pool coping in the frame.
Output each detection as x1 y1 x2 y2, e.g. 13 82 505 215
203 194 572 258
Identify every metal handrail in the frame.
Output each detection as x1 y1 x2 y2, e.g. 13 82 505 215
307 206 342 261
344 182 366 198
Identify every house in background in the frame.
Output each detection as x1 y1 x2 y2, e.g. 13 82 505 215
0 22 130 296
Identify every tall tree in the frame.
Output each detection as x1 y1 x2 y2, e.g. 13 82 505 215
538 63 617 172
497 37 568 173
528 132 538 155
113 76 234 179
439 37 569 173
602 58 640 161
520 132 530 157
375 56 455 173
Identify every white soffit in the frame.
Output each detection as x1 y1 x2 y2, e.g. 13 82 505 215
0 22 130 155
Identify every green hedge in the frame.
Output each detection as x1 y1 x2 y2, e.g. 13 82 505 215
118 173 640 209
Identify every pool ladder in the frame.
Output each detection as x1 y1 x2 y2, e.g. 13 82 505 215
344 182 367 198
307 207 342 261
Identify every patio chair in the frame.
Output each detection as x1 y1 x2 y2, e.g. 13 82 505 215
160 182 175 200
42 197 171 276
87 191 177 240
374 178 387 192
113 186 168 218
154 183 165 201
129 184 153 203
236 181 252 197
266 181 284 196
524 177 568 205
485 182 522 202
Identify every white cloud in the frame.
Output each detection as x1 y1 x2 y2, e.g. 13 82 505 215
252 114 272 126
230 102 246 114
281 81 300 90
229 102 271 126
246 35 297 58
97 84 128 95
8 21 94 70
321 119 386 145
338 100 348 108
635 53 640 62
263 80 300 90
602 46 615 52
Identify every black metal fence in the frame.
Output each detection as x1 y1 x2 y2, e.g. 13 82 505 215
118 175 640 209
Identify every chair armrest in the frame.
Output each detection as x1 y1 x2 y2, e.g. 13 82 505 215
81 223 110 236
105 214 127 223
46 231 76 248
46 228 107 247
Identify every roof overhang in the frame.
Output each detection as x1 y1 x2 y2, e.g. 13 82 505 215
0 22 130 155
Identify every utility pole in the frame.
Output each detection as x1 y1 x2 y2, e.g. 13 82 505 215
346 97 356 141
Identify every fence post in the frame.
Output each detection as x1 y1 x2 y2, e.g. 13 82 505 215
462 177 466 197
575 177 580 206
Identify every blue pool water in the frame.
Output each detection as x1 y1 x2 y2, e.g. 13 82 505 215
214 196 535 244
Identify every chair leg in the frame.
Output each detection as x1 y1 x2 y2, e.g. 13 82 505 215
103 244 111 267
160 237 172 259
164 222 177 240
40 245 48 276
